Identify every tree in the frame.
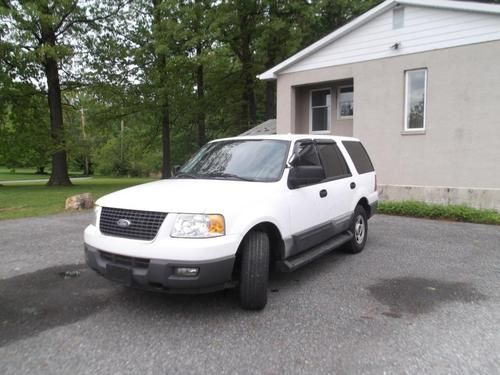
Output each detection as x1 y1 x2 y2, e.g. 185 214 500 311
217 0 263 131
0 0 127 185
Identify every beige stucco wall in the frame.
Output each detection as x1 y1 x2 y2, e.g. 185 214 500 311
276 40 500 191
293 82 354 136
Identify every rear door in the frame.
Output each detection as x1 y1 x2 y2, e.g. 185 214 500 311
315 140 355 233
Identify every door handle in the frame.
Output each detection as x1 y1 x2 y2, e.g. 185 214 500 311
350 182 356 189
319 189 328 198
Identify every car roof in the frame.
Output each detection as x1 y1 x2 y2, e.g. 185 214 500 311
212 134 361 143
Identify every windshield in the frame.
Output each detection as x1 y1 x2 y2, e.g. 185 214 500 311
178 139 290 182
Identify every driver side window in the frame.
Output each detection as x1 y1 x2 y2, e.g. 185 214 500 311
292 142 321 167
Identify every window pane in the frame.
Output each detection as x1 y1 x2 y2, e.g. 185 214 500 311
311 90 329 107
180 140 289 181
406 70 426 129
339 101 353 117
293 142 321 167
312 107 328 131
342 141 374 174
339 87 354 117
317 143 350 179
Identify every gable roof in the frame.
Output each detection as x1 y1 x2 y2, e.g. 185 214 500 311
258 0 500 80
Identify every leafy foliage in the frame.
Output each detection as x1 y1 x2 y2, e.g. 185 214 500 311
0 0 387 178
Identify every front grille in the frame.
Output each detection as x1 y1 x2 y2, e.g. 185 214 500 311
99 207 167 240
100 251 150 269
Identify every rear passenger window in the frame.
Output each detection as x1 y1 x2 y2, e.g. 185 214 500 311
317 143 351 179
342 141 374 174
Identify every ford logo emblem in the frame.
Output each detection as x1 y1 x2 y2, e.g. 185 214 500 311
116 218 132 228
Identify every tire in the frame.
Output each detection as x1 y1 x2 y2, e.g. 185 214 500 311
239 231 270 310
343 205 368 254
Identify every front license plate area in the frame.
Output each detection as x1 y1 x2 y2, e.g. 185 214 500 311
106 264 132 285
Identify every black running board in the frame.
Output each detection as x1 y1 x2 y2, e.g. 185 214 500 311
276 232 353 272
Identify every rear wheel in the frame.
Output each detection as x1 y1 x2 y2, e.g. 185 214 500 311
239 231 270 310
343 205 368 254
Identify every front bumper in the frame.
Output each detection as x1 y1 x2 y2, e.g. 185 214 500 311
84 243 236 293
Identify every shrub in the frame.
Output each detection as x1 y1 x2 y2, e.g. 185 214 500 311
378 201 500 225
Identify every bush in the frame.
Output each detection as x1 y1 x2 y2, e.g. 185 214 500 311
378 201 500 225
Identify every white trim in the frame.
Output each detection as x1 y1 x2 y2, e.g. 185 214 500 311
258 0 500 80
337 85 354 120
309 88 332 134
404 68 427 131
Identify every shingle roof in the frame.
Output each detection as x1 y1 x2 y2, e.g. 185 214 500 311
240 119 277 136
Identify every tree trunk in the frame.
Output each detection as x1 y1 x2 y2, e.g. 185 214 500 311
238 12 257 132
43 37 72 186
160 100 170 179
153 0 171 179
265 80 276 120
196 46 206 147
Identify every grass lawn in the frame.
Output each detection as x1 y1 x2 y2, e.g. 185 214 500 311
0 177 153 220
0 166 84 182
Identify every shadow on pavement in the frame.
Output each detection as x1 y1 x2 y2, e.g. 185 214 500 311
0 264 115 347
367 277 488 318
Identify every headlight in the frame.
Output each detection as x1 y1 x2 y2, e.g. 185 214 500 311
171 214 225 238
92 205 101 227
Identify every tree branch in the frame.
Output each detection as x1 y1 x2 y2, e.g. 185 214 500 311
56 0 131 37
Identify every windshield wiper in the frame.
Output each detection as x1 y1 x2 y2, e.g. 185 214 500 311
205 173 255 181
175 172 198 179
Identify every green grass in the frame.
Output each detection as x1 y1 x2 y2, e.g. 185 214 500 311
0 177 153 220
0 166 84 182
379 200 500 225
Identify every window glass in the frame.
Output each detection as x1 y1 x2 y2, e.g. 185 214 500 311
180 140 289 181
317 143 351 179
311 89 330 132
338 86 353 118
405 69 426 130
342 141 374 174
292 142 321 167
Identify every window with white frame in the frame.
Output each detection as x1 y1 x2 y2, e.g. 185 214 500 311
338 86 354 119
310 89 331 132
404 69 427 130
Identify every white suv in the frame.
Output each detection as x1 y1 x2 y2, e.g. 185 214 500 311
84 134 378 309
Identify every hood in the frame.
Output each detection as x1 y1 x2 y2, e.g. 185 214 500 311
96 178 280 214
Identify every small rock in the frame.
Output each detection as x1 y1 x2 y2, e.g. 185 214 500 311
65 193 94 210
60 270 81 279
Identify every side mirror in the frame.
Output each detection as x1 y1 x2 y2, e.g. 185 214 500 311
288 165 325 189
171 165 181 176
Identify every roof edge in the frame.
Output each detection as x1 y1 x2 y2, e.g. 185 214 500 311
258 0 500 80
257 0 396 80
400 0 500 15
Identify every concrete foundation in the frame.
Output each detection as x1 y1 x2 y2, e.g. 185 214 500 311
378 184 500 212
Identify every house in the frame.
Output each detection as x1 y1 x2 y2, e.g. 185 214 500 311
258 0 500 211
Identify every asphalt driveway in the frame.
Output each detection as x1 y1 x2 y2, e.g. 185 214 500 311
0 213 499 374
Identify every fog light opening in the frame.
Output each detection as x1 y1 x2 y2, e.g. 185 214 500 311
174 267 199 277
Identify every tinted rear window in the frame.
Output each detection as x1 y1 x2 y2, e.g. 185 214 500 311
342 141 374 174
317 143 351 179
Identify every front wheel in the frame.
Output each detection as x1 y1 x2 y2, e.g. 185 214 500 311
239 231 270 310
343 205 368 254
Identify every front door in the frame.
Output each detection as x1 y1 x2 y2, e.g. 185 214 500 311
285 140 333 257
